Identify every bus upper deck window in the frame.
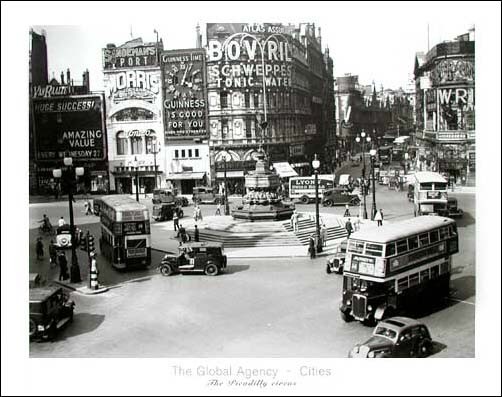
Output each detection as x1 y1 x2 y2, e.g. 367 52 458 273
429 230 439 243
385 243 396 256
408 236 419 250
396 239 408 254
419 233 429 246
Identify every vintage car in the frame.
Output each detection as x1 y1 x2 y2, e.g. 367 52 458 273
326 240 348 274
152 188 188 207
54 225 81 249
348 317 433 358
158 242 227 276
152 204 184 222
29 286 75 340
447 197 463 218
322 188 360 207
192 186 225 205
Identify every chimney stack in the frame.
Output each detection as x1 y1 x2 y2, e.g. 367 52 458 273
66 68 71 86
60 71 65 85
196 23 202 48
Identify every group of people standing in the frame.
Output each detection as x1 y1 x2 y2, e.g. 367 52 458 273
35 235 70 281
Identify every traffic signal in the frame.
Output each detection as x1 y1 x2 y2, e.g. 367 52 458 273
80 233 89 251
88 234 95 253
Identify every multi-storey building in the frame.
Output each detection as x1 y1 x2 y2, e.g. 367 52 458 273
205 23 335 190
102 38 165 194
414 28 475 184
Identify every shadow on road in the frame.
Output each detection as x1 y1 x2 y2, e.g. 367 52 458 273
450 275 476 302
454 212 475 228
54 313 105 341
224 265 250 275
430 341 448 357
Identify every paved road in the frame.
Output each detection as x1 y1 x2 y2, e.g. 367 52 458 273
29 163 475 357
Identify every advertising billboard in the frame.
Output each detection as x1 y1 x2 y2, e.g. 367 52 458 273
102 43 158 70
162 49 208 140
206 23 293 90
33 94 106 162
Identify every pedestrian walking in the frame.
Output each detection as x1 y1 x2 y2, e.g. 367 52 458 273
58 252 69 281
58 216 66 227
84 200 90 215
36 237 44 260
343 204 351 217
354 215 361 232
320 223 327 247
345 218 353 239
215 202 222 216
291 210 299 232
86 200 93 215
308 235 316 259
173 210 179 231
196 206 203 221
49 240 57 267
194 225 200 242
375 209 384 227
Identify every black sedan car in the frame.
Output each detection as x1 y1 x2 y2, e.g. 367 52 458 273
322 188 360 207
348 317 433 358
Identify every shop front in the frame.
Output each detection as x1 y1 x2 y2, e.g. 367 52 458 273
110 158 160 194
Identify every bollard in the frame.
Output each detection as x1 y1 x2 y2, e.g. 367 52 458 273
90 256 99 290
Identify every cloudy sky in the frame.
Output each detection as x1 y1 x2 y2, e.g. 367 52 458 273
27 2 487 92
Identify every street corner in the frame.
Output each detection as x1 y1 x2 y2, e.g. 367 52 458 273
52 280 109 295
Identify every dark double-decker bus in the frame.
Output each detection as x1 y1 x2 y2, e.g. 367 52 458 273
339 216 459 324
378 146 392 165
96 195 151 269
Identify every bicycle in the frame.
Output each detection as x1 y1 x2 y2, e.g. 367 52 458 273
38 223 55 236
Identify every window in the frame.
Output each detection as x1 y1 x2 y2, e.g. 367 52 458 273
397 277 408 291
244 92 250 108
449 224 458 236
408 236 419 250
420 269 430 283
396 239 408 254
365 243 383 257
348 240 364 254
419 233 429 246
253 93 259 108
145 135 156 154
440 261 449 275
386 243 396 256
420 183 433 190
221 119 228 138
181 149 186 158
116 131 127 155
220 92 228 108
429 230 439 243
174 150 179 159
195 149 199 157
131 136 143 155
409 273 419 287
439 227 449 240
431 265 439 279
188 149 192 158
435 182 447 190
246 119 253 139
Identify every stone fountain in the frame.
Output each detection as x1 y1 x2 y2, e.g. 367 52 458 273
231 149 295 221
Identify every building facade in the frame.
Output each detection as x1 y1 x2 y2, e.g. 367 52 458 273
414 28 475 184
103 38 165 194
205 23 335 189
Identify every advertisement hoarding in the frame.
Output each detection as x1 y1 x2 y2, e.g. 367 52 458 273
33 94 106 162
102 44 158 70
162 49 208 140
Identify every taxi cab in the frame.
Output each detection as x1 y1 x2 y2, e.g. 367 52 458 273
192 186 225 205
158 242 227 276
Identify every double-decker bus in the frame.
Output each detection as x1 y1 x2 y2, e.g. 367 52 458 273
339 216 459 324
413 172 448 216
96 195 151 269
378 146 392 165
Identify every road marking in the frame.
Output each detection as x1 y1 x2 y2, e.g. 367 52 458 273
448 297 476 306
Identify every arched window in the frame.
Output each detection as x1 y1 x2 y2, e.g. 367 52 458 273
116 131 127 155
131 136 143 154
113 108 154 122
145 132 157 154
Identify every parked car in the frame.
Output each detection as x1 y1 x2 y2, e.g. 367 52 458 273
158 242 227 276
322 188 360 207
348 317 433 358
446 197 463 218
29 286 75 340
326 240 347 274
192 186 225 205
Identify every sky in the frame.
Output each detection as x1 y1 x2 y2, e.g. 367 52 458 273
28 2 484 92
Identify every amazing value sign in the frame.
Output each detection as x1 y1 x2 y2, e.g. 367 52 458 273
33 94 106 162
162 49 208 139
206 23 293 90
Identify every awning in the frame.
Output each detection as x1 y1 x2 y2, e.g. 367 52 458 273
216 171 244 178
166 172 206 181
272 162 298 178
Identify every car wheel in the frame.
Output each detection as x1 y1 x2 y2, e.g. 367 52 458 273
205 263 219 276
300 196 310 204
160 264 173 276
418 339 432 357
340 310 353 323
351 197 360 206
326 265 332 274
324 200 333 207
29 318 37 338
363 316 376 327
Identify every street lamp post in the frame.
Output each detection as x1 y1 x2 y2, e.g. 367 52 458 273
133 156 140 202
370 149 378 220
148 138 161 190
312 154 322 253
355 130 371 219
52 156 84 283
